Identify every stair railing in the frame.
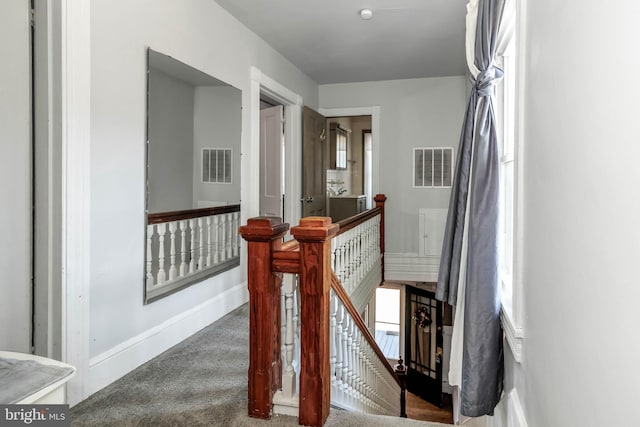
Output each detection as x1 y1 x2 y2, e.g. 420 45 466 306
146 205 240 302
239 195 401 427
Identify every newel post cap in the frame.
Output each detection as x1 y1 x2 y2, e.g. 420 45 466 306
239 216 290 241
290 216 339 242
374 194 387 204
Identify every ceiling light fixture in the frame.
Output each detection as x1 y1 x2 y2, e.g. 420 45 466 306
359 9 373 20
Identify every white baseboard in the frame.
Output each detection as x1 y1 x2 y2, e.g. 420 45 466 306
385 252 440 282
86 282 248 397
508 389 528 427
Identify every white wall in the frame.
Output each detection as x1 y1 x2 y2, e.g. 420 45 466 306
147 70 195 213
507 1 640 426
193 86 242 205
86 0 318 398
320 77 466 281
0 0 31 353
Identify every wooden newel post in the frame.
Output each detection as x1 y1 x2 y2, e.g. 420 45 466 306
395 356 408 418
239 217 290 419
374 194 387 281
290 217 339 427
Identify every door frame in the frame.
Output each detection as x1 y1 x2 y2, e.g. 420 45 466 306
404 285 444 407
318 106 381 202
249 67 302 228
49 0 92 405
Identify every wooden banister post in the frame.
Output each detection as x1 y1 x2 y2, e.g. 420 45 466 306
290 217 339 427
374 194 387 281
239 217 290 419
395 356 408 418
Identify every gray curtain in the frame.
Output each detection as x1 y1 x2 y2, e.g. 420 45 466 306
436 0 506 417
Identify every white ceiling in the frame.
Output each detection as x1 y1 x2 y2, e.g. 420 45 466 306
215 0 469 85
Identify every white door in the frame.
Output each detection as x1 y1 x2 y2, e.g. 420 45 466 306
0 0 32 352
260 105 284 217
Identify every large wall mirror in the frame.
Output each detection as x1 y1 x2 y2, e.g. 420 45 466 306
144 48 242 303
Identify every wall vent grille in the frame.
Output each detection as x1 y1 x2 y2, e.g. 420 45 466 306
413 147 453 188
202 148 232 184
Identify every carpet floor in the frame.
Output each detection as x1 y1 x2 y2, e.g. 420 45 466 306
71 304 451 427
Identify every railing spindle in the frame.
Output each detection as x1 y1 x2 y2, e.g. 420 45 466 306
156 223 167 285
189 218 196 274
206 216 212 267
168 222 177 280
179 220 187 276
146 224 154 287
197 218 204 270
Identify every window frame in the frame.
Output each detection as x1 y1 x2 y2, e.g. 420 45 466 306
495 0 525 362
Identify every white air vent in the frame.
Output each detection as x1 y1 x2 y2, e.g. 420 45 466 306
414 147 453 188
202 148 232 184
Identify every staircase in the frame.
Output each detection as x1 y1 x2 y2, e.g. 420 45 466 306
239 195 444 427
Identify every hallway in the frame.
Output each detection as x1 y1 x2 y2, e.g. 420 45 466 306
71 304 452 426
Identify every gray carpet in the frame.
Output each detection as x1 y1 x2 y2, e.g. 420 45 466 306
71 304 449 427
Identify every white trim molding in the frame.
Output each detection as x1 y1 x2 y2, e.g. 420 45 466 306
501 305 524 363
384 252 440 282
60 0 91 405
88 282 248 396
507 389 528 427
249 67 302 228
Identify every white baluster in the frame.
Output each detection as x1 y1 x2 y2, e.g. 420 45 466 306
179 220 187 277
355 330 363 410
330 292 338 392
225 213 233 259
221 215 228 262
156 223 166 285
206 216 212 267
211 215 219 264
334 246 342 282
168 221 177 280
197 217 204 270
282 276 297 398
232 211 240 258
346 316 355 406
189 218 196 273
146 224 154 287
334 301 345 404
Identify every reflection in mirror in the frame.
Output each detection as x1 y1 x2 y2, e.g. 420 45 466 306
144 49 241 303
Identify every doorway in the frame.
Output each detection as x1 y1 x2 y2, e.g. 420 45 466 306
259 98 284 218
319 106 380 214
374 286 401 360
405 285 444 407
251 67 303 228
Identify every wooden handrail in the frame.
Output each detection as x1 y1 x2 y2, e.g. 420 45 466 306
330 271 400 386
147 204 240 224
335 206 381 236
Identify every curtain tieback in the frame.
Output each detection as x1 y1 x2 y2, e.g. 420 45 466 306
474 65 504 97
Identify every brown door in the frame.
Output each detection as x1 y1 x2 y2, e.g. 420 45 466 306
302 106 326 217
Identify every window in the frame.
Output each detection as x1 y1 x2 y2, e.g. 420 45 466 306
202 148 232 184
329 123 348 170
364 131 373 209
495 0 524 361
413 147 454 188
374 287 401 360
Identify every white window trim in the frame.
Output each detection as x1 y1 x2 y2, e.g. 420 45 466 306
497 0 526 363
